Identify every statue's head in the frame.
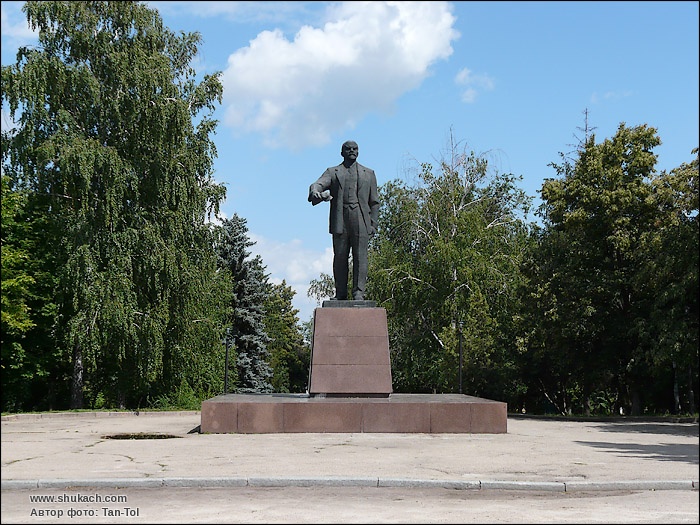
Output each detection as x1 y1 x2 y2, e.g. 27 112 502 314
341 141 359 161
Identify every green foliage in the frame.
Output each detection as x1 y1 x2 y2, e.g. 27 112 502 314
149 378 204 411
368 132 532 396
217 215 273 393
2 1 227 410
1 155 63 411
264 281 310 393
307 272 336 307
520 123 698 415
642 148 699 413
1 174 35 337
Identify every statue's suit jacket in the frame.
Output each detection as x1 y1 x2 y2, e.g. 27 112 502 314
309 162 380 236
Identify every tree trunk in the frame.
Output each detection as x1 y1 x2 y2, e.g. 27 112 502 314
70 343 84 409
672 360 681 413
630 388 641 416
688 364 696 415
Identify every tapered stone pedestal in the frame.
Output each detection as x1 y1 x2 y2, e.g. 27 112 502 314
308 305 392 396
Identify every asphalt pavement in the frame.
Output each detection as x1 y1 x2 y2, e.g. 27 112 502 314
1 410 698 523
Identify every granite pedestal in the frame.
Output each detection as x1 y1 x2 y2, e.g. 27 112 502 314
200 302 507 434
308 303 392 396
200 393 507 433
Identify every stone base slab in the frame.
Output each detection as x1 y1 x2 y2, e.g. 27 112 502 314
200 393 507 434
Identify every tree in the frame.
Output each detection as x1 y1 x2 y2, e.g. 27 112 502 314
1 1 227 409
264 280 309 393
307 272 336 307
368 132 532 397
524 123 667 415
1 172 38 411
642 148 698 413
217 215 273 393
1 165 64 411
1 174 34 338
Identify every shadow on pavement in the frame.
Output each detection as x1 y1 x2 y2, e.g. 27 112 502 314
575 440 699 465
596 422 699 437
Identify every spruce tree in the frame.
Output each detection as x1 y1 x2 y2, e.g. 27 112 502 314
217 215 273 393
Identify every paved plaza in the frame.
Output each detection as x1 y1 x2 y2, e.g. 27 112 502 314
1 411 698 523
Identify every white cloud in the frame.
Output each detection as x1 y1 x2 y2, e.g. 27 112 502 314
248 233 334 321
1 1 38 47
221 1 459 150
590 90 634 104
1 107 18 134
205 207 229 227
460 87 478 104
454 67 494 103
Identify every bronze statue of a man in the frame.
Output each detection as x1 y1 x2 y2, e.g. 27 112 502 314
309 140 380 301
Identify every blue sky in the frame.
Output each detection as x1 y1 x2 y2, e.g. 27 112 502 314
2 1 698 323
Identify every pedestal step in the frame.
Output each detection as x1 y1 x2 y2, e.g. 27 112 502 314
200 393 507 433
